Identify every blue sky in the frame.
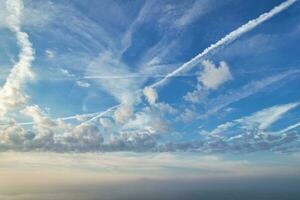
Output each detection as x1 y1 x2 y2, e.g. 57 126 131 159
1 0 300 199
1 0 300 189
1 0 299 153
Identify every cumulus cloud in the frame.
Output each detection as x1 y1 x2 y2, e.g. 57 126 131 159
62 124 104 151
0 108 299 153
108 130 157 152
183 60 232 104
143 86 158 105
199 60 233 89
0 114 104 152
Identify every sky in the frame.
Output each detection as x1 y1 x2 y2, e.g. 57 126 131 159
0 0 300 199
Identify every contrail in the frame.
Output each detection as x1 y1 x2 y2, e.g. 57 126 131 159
0 111 102 127
150 0 297 88
277 121 300 134
0 107 119 127
79 105 120 125
81 74 195 80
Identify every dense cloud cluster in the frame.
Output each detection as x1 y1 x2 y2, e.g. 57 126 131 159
1 120 299 153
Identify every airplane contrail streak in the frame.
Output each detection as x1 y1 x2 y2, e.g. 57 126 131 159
150 0 296 88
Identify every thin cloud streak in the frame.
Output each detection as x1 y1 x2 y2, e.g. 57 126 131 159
278 121 300 134
82 74 195 80
201 69 300 118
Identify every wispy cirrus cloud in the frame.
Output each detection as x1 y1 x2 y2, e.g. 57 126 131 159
202 69 300 118
209 102 299 136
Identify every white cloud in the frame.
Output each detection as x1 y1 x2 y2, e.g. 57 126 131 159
209 102 299 136
199 60 233 89
76 80 90 88
183 85 208 104
202 70 300 118
114 105 133 124
45 49 55 59
154 102 178 115
123 110 168 134
21 105 53 128
174 0 228 28
277 121 300 134
0 0 35 117
62 124 104 151
143 87 158 105
61 68 75 77
86 51 142 105
237 103 299 130
176 108 197 123
99 118 113 128
183 60 232 104
120 0 155 54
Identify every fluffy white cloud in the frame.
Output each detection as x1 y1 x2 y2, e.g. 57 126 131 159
62 124 104 151
143 86 158 105
183 60 232 104
199 60 233 90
